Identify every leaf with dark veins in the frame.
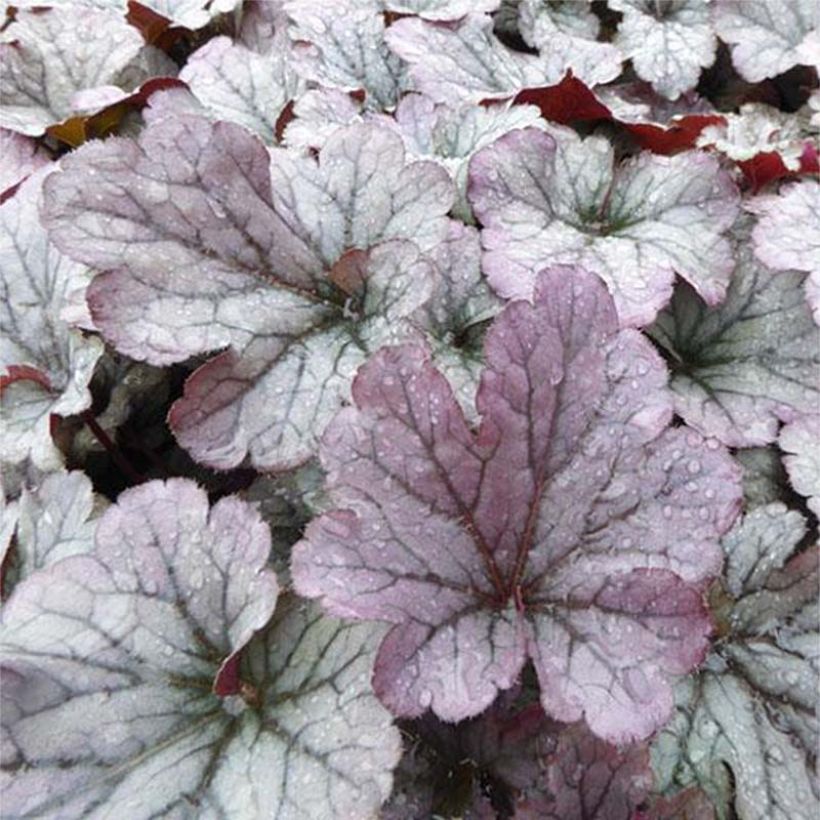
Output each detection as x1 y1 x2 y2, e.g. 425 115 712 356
652 503 819 820
609 0 717 100
179 35 305 142
0 7 161 136
286 0 408 110
2 471 99 598
0 481 399 817
385 13 621 105
649 223 820 447
1 167 103 470
468 125 739 327
42 117 453 469
292 266 741 743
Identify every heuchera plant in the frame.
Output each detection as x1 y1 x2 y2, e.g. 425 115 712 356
1 2 818 818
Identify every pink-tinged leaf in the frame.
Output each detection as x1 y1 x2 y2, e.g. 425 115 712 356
42 116 453 469
1 168 103 469
468 125 739 327
713 0 820 83
609 0 717 100
293 266 741 742
179 35 304 142
1 500 400 820
0 128 50 203
385 13 620 105
2 471 98 597
283 87 366 150
652 504 819 820
515 723 652 820
780 414 820 517
0 7 160 136
749 179 820 324
286 0 407 109
650 223 820 446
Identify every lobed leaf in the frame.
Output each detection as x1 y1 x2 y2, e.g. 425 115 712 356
468 125 739 327
780 414 820 517
293 266 741 743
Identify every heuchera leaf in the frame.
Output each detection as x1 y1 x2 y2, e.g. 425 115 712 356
649 225 820 447
0 479 401 818
468 125 739 326
749 179 820 324
384 690 552 818
0 7 153 136
2 470 98 597
0 128 49 202
383 0 501 19
137 0 242 29
637 787 717 820
780 414 820 517
42 117 454 469
286 0 407 110
515 723 653 820
713 0 820 83
652 503 819 820
609 0 717 100
292 267 741 743
385 13 621 105
179 35 305 142
516 0 623 90
0 168 104 470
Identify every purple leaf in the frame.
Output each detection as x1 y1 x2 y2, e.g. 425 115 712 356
468 125 739 327
515 723 653 820
653 503 819 819
0 479 401 817
292 266 741 743
649 223 820 447
42 117 453 469
749 179 820 324
1 168 103 469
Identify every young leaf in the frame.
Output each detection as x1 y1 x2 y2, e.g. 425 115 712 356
649 228 820 447
468 125 739 327
0 7 154 136
1 479 401 817
749 179 820 324
713 0 820 82
1 168 103 470
385 13 620 105
286 0 407 109
652 503 819 820
609 0 717 100
292 266 741 743
42 117 453 469
179 35 305 142
780 414 820 517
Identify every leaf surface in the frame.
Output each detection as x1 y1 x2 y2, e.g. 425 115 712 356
650 225 820 446
780 414 820 517
1 479 401 818
652 503 819 820
469 125 739 326
1 168 103 469
293 266 741 742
